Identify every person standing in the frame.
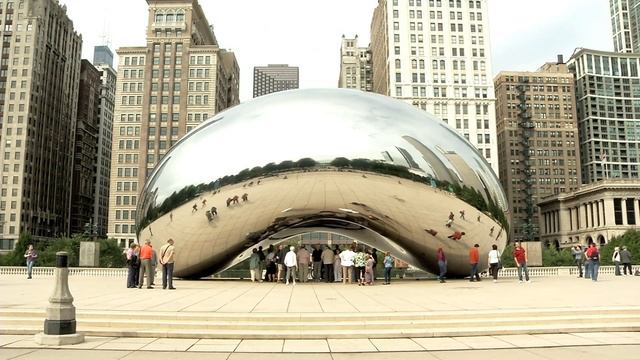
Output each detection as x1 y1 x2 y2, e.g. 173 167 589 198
297 245 311 283
383 252 393 285
159 238 176 290
513 241 530 283
468 244 481 282
276 244 287 283
340 246 355 284
138 239 154 289
437 248 447 283
249 248 260 282
284 246 298 285
333 248 342 282
571 245 584 278
620 246 633 275
355 247 367 285
612 247 622 276
487 244 500 282
586 243 600 282
364 254 375 285
24 244 38 279
126 243 139 288
311 245 323 282
150 246 158 286
257 246 266 281
321 245 335 282
584 245 592 280
265 246 277 282
371 248 378 280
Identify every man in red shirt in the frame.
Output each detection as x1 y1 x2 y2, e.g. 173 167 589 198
468 244 481 282
513 241 530 283
138 239 154 289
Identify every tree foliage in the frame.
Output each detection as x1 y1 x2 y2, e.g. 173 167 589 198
599 230 640 265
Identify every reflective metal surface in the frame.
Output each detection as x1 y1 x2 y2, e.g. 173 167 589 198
137 89 509 278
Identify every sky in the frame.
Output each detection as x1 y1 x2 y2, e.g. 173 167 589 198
60 0 612 101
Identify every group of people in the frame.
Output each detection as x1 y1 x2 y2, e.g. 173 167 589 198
248 244 395 286
125 238 176 290
435 241 532 283
572 244 634 281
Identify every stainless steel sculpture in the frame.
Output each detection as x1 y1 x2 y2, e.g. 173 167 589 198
137 89 509 278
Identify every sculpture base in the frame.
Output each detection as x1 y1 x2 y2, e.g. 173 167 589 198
34 332 84 345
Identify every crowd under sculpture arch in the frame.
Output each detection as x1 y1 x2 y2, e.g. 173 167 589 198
136 89 510 278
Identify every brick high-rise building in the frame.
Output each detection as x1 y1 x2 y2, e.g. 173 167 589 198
338 35 373 91
0 0 82 250
494 58 582 241
107 0 239 247
369 0 498 173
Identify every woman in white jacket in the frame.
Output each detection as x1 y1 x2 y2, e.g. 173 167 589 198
612 247 621 276
487 244 501 282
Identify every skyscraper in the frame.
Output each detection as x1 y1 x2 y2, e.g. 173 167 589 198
107 0 239 247
93 45 114 68
253 64 299 98
338 35 373 91
93 48 117 238
369 0 498 173
494 58 581 241
568 48 640 183
0 0 82 250
70 60 102 236
610 0 640 53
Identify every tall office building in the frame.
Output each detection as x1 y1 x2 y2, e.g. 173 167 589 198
93 48 117 237
610 0 640 53
494 58 581 241
338 35 373 91
369 0 498 173
70 60 102 236
93 45 114 68
107 0 239 247
253 64 299 98
568 48 640 183
0 0 82 250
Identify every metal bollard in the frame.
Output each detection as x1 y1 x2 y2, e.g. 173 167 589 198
35 251 84 345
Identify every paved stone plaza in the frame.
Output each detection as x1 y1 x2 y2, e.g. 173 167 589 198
1 274 639 358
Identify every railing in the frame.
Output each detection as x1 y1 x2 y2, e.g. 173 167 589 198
0 266 629 278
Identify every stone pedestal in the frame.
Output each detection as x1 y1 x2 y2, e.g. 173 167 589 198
79 241 100 267
523 242 543 266
34 251 84 345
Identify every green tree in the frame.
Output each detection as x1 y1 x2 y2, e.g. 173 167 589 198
599 230 640 266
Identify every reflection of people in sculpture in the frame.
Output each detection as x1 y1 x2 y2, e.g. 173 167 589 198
242 193 249 202
231 195 239 204
205 210 213 222
202 199 207 207
425 228 438 236
489 226 495 236
169 212 173 222
448 231 465 241
192 203 198 212
226 198 232 207
477 213 481 222
210 206 217 216
459 210 465 220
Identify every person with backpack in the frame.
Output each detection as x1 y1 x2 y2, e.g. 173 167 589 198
126 243 140 288
586 243 600 282
571 245 584 278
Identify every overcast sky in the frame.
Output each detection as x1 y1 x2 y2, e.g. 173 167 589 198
61 0 612 101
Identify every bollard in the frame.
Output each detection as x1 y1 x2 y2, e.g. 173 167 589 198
34 251 84 345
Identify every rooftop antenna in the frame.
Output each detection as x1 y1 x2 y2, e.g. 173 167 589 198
99 16 111 47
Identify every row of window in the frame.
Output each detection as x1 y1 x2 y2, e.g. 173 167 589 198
113 224 136 234
116 168 139 178
115 181 138 192
393 0 482 9
114 209 137 220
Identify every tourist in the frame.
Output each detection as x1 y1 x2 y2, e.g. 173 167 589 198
159 238 176 290
364 254 375 285
311 245 323 282
24 244 38 279
126 243 140 288
276 244 286 283
265 245 277 282
371 248 378 280
333 248 342 282
586 243 600 282
612 246 622 276
513 241 530 283
249 248 260 282
138 239 154 289
571 245 584 277
383 252 393 285
437 248 447 283
322 245 335 282
584 245 592 279
488 244 500 282
340 246 355 284
257 246 266 281
469 244 481 282
447 231 465 241
620 246 633 275
355 247 367 285
150 246 158 286
297 245 311 283
284 246 297 285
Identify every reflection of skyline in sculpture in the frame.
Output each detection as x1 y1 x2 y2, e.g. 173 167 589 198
136 89 509 278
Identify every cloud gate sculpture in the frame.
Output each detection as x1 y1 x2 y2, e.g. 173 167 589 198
137 89 509 278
